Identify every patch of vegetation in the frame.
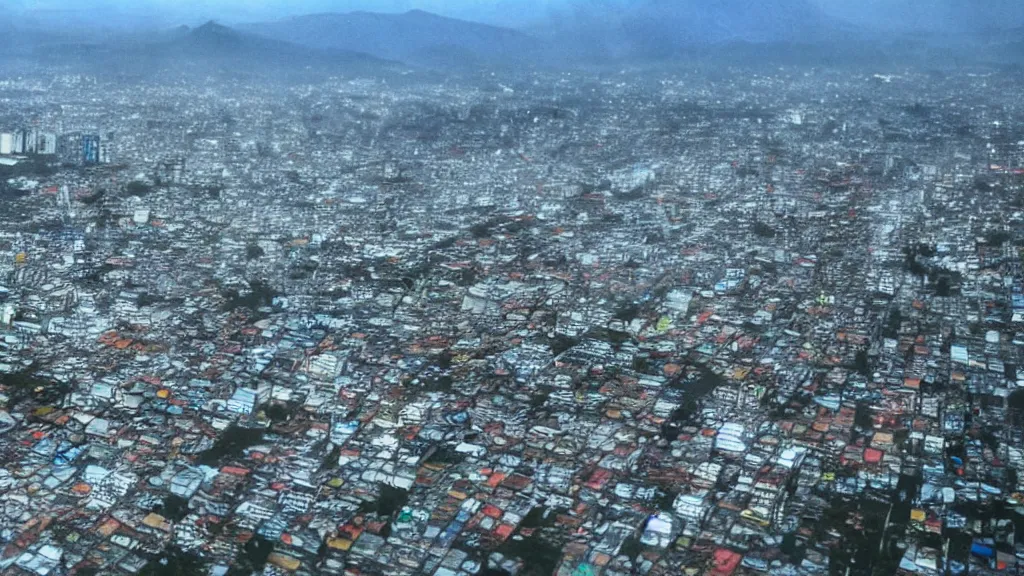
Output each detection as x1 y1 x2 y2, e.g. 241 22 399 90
226 536 274 576
320 443 341 473
855 349 870 377
94 209 118 229
902 245 929 276
752 221 777 238
245 243 265 260
125 181 152 196
655 488 678 513
545 334 579 357
495 530 563 576
80 189 105 205
688 365 727 397
424 445 466 467
222 280 278 312
0 156 57 180
883 309 903 339
1009 389 1024 426
137 293 165 307
984 230 1011 247
520 507 559 530
0 367 69 408
583 327 633 349
421 373 454 393
619 535 642 559
199 425 264 467
458 266 477 287
613 303 641 323
632 356 649 373
529 388 551 409
471 223 492 239
264 403 293 423
358 483 409 518
157 495 191 522
854 401 874 430
139 547 204 576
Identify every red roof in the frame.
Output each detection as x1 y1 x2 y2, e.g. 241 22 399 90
864 448 884 464
712 548 743 575
220 466 250 476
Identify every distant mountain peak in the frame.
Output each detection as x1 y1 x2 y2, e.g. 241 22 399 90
192 21 234 36
166 20 287 57
403 9 440 19
241 9 533 69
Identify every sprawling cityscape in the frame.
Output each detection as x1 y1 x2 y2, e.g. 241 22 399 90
2 4 1024 576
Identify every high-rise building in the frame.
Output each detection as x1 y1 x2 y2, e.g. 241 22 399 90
0 133 12 156
82 134 100 165
58 132 81 164
12 131 25 154
38 133 57 155
25 129 38 154
99 132 115 164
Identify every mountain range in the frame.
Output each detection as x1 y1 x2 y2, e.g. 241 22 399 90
241 2 847 66
17 21 397 79
159 21 385 66
238 3 1024 68
241 10 540 69
3 4 1024 73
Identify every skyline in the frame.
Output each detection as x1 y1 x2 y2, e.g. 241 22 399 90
8 0 1024 33
8 0 565 28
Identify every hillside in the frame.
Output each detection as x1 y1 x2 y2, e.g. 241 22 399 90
242 10 539 68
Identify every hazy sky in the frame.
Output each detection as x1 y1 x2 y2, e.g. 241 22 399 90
8 0 1024 31
8 0 567 26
